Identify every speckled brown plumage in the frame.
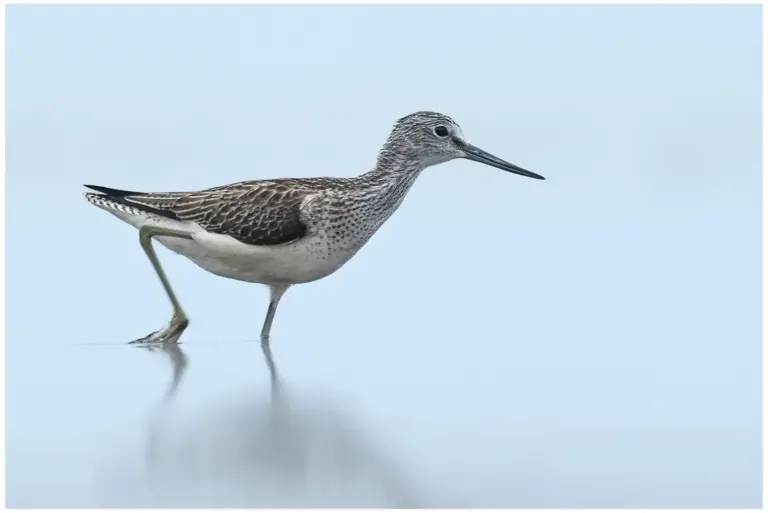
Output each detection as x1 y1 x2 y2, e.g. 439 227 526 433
84 160 425 250
85 179 335 246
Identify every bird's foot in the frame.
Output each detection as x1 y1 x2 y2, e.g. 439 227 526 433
129 315 189 345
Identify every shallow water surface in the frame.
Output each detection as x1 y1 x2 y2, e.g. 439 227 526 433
6 301 761 507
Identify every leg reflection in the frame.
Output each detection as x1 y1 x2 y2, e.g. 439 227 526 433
142 342 189 470
260 338 282 405
127 340 422 508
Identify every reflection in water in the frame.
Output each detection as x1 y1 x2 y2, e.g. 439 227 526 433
141 343 188 470
98 341 423 507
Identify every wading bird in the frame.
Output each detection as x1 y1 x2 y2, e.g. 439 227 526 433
85 111 544 344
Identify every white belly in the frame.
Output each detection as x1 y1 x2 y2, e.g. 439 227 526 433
158 231 359 285
100 201 368 286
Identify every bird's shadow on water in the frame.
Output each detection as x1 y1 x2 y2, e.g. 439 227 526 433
96 338 429 508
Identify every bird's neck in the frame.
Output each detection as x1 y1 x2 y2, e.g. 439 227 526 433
340 151 426 239
360 136 424 184
355 153 425 203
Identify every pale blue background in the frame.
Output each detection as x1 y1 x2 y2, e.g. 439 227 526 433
6 4 762 508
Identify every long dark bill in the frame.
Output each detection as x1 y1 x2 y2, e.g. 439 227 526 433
459 141 545 180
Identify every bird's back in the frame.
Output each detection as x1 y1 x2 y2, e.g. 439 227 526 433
85 177 349 246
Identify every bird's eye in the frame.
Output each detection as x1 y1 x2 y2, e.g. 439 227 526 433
434 126 449 137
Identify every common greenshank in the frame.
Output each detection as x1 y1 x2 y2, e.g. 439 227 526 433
84 111 544 344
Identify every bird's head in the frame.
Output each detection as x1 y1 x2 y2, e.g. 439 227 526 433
379 110 544 180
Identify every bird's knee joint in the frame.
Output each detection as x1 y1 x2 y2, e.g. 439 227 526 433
139 228 154 245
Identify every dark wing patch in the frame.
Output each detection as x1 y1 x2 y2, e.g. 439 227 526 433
170 183 308 246
84 184 145 197
86 181 311 246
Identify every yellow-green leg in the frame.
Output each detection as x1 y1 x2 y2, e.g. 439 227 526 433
132 224 194 344
260 284 289 342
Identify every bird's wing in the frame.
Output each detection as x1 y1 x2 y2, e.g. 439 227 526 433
85 181 312 246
